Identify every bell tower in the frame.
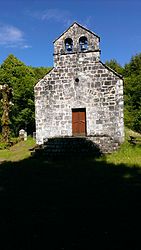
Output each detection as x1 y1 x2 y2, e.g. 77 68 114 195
35 21 124 151
53 22 101 67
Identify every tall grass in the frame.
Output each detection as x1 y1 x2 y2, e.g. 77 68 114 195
105 128 141 167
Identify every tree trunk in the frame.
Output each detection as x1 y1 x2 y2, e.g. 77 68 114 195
1 85 11 143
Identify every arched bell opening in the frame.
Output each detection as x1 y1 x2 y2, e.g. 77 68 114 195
79 36 88 51
65 38 73 53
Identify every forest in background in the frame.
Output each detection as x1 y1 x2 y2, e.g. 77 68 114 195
0 53 140 137
0 54 51 136
105 55 141 133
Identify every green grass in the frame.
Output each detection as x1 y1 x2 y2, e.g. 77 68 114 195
0 129 141 249
0 128 141 167
105 128 141 167
0 136 36 162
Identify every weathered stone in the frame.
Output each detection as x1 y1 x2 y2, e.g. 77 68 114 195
34 22 124 153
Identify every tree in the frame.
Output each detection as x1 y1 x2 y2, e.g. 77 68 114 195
31 66 52 82
0 84 12 142
0 55 51 137
124 54 141 133
124 53 141 77
105 56 141 133
105 59 124 75
0 55 36 136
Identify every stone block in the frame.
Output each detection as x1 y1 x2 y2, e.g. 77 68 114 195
34 22 124 151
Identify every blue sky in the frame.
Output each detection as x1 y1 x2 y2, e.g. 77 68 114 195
0 0 141 67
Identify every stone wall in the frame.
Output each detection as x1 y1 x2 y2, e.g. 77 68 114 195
53 22 100 57
34 22 124 152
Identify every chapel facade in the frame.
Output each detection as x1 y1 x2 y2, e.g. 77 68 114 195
34 22 124 153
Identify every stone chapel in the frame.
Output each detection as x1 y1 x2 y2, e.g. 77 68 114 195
34 22 124 153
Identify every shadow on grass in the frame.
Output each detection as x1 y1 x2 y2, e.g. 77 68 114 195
0 154 141 249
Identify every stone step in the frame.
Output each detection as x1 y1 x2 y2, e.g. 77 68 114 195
32 137 102 159
31 136 120 159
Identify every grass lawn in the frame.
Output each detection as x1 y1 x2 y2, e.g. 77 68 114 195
105 128 141 167
0 136 36 162
0 129 141 249
0 128 141 167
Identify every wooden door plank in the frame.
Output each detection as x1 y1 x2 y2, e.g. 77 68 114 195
72 109 86 136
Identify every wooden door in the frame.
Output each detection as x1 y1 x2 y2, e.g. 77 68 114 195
72 109 86 136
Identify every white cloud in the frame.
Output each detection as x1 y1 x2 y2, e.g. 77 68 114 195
29 8 94 30
30 8 72 27
0 24 31 49
83 16 92 28
22 44 32 49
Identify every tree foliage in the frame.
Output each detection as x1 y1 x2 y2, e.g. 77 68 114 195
0 53 141 137
0 54 51 136
106 55 141 133
31 66 52 82
124 55 141 133
105 59 124 75
124 54 141 77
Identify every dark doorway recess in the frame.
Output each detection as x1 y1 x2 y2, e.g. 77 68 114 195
72 108 86 136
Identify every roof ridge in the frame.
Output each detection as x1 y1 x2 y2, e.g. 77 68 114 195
53 21 100 43
99 61 123 79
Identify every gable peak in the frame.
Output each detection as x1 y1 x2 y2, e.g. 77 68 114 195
53 21 100 43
